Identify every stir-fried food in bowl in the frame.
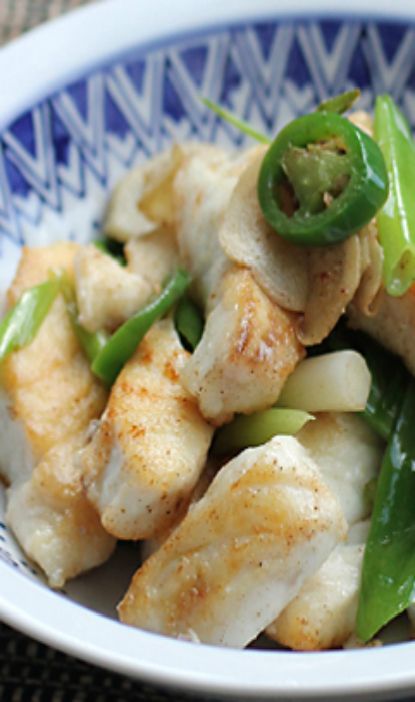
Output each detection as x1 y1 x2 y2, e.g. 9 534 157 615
1 89 415 651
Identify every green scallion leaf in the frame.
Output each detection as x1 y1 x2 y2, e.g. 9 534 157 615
92 269 191 385
202 97 270 145
212 408 314 456
0 278 60 364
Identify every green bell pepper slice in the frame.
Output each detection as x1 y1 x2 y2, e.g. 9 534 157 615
258 111 389 246
0 278 60 364
374 95 415 296
92 269 191 385
356 379 415 642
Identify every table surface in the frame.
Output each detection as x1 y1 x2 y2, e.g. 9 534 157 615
0 2 414 701
0 0 94 44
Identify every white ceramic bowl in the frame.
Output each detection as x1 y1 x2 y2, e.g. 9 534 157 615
1 1 415 699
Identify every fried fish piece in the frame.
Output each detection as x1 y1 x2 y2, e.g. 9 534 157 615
267 522 369 651
125 226 179 293
104 145 184 241
265 413 382 651
7 436 115 588
174 147 305 424
297 412 382 526
81 319 213 540
104 143 214 242
118 436 346 647
181 267 304 425
1 244 106 464
7 242 78 304
1 244 114 586
74 244 152 332
174 145 260 311
348 285 415 376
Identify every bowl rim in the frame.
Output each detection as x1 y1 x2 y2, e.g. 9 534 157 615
2 559 415 700
0 0 415 131
1 0 415 698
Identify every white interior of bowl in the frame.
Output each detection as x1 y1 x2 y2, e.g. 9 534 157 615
1 0 415 699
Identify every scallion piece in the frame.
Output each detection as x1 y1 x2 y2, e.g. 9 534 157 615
74 323 109 365
202 98 270 145
319 323 407 441
92 269 191 385
374 95 415 295
0 279 60 363
212 408 313 456
356 380 415 641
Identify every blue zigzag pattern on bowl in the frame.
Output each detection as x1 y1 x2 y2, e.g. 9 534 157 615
1 17 415 577
1 21 415 252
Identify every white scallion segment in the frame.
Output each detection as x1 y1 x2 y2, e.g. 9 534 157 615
277 351 371 413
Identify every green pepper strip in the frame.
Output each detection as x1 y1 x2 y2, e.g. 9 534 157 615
93 237 126 266
212 409 313 456
92 269 191 385
258 111 389 246
0 278 60 363
174 296 204 352
74 322 108 365
317 89 361 115
374 95 415 296
59 274 109 364
356 379 415 642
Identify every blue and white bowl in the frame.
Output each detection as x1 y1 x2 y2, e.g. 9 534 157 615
1 1 415 698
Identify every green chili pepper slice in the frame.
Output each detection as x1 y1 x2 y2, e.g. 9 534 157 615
0 278 60 364
174 296 204 352
258 112 389 246
374 95 415 296
92 269 191 385
356 379 415 642
212 408 313 456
